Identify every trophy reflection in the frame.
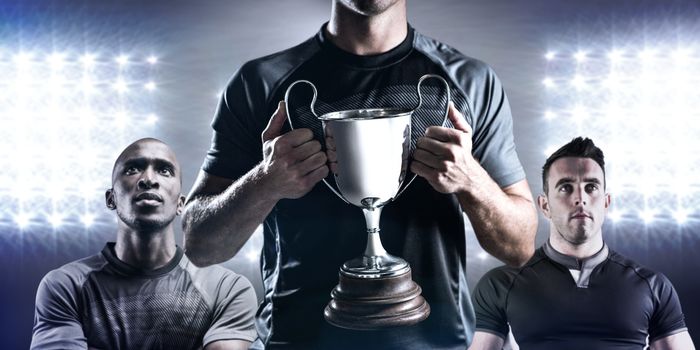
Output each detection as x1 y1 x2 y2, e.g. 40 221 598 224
285 75 450 330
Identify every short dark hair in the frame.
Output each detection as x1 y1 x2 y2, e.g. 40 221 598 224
542 137 605 194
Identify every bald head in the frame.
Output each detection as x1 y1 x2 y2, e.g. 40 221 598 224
111 138 181 186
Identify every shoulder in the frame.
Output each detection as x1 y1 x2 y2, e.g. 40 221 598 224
180 256 255 301
413 31 497 87
40 253 106 292
232 35 321 93
606 250 676 292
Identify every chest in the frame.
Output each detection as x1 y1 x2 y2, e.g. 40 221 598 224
506 264 654 346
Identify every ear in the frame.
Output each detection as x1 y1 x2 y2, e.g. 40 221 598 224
604 192 611 210
176 195 186 216
105 189 116 210
538 194 551 219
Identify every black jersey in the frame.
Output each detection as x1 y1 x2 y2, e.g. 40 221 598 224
31 243 257 349
472 241 688 350
204 23 525 349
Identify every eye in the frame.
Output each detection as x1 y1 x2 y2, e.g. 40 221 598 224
124 166 140 175
558 184 573 193
159 167 174 176
585 183 599 193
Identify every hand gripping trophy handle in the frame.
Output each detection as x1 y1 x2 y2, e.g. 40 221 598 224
283 74 451 204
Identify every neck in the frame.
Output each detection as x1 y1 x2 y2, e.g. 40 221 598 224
115 223 177 270
327 1 407 55
549 230 604 259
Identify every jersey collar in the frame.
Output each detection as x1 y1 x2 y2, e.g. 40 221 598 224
316 22 415 69
102 242 184 278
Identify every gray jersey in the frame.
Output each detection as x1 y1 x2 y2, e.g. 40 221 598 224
31 243 257 349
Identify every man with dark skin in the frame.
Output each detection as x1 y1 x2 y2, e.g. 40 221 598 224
31 138 257 350
183 0 537 348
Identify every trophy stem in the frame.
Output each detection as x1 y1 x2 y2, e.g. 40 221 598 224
362 207 388 258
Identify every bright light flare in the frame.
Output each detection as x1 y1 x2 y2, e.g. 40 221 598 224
147 55 158 64
574 50 587 62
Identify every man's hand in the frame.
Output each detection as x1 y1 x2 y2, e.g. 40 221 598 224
260 101 329 200
411 101 477 194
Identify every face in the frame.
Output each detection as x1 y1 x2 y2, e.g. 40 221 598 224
106 140 184 232
538 157 610 246
337 0 403 16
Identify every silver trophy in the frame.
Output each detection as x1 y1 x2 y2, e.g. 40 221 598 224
284 74 450 330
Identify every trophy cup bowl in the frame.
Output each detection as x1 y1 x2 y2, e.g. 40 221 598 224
284 75 450 330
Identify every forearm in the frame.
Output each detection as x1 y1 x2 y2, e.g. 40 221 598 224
183 165 278 266
457 162 537 266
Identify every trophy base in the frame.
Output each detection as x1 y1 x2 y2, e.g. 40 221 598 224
324 262 430 330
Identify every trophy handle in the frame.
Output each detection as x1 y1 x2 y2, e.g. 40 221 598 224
283 80 350 205
394 74 451 199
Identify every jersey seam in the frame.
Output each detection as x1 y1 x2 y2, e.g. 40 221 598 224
413 37 475 125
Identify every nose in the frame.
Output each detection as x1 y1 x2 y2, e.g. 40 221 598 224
573 185 587 206
137 168 159 190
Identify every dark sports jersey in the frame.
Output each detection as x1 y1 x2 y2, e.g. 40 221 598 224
204 23 524 349
472 241 688 350
31 243 257 350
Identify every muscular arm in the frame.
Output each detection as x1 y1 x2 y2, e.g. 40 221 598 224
204 339 252 350
459 173 536 267
650 331 695 350
183 102 328 266
468 331 505 350
412 103 536 266
183 168 278 266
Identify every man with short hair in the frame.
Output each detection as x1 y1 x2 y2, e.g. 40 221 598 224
470 137 694 350
31 138 257 350
183 0 538 348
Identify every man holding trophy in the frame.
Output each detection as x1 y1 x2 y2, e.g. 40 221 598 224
183 0 537 348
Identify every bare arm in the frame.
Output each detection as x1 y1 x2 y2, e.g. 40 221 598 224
650 331 695 350
204 339 252 350
183 101 328 266
411 103 536 266
469 331 505 350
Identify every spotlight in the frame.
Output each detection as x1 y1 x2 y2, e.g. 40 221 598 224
113 79 128 93
245 249 259 262
145 114 158 124
478 252 489 260
14 213 32 228
48 213 64 228
608 210 623 222
571 75 586 89
144 81 156 91
640 210 656 224
574 50 587 62
47 53 67 70
116 55 129 66
673 210 689 224
542 77 555 88
544 110 555 120
80 53 97 67
545 51 556 60
607 50 624 62
147 55 158 64
81 213 95 227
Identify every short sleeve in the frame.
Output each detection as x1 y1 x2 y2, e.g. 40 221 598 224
461 63 525 188
202 67 266 180
203 274 258 346
471 267 512 340
30 270 87 350
648 273 687 342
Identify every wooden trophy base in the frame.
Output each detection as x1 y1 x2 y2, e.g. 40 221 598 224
323 266 430 330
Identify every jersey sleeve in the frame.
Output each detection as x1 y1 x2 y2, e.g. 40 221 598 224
459 62 525 188
648 272 687 342
30 270 87 350
203 273 258 346
202 66 266 181
471 267 512 340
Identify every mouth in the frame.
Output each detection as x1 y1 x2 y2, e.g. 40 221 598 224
134 192 163 205
570 212 592 220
